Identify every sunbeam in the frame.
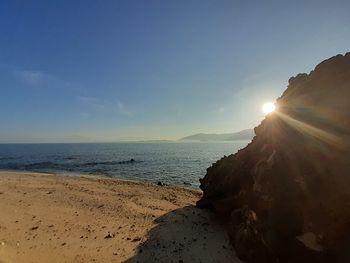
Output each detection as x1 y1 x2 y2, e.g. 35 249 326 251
275 111 344 148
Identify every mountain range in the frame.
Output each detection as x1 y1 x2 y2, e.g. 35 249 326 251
179 129 254 141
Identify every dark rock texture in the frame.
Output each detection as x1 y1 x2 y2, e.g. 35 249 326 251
197 53 350 263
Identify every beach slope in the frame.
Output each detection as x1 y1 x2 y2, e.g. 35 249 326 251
0 171 240 263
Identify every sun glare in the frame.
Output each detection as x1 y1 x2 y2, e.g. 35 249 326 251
262 102 276 115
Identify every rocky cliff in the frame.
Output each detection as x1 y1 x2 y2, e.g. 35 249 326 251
197 53 350 263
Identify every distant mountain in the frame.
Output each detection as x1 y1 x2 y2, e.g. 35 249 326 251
135 139 173 143
179 129 254 141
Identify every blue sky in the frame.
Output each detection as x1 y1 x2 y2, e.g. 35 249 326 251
1 0 349 142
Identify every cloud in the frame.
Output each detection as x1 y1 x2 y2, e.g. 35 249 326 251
218 107 225 113
116 101 133 117
13 70 46 86
77 96 134 118
77 96 106 111
79 112 90 119
13 70 73 89
0 133 95 143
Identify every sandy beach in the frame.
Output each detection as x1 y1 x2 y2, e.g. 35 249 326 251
0 171 240 263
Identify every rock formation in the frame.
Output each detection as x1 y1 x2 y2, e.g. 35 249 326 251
197 53 350 262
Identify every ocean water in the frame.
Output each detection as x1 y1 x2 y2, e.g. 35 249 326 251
0 142 249 188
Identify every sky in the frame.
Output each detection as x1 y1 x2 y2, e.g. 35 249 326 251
0 0 350 143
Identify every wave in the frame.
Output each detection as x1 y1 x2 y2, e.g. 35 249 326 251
0 161 59 171
62 156 79 160
0 159 142 171
0 157 16 161
24 161 58 169
84 159 141 166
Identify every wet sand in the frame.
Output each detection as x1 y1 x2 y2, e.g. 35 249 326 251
0 171 241 263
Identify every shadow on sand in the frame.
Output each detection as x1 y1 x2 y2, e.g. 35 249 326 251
124 205 241 263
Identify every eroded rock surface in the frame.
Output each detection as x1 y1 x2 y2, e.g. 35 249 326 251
197 53 350 262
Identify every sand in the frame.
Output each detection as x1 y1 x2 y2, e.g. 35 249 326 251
0 171 241 263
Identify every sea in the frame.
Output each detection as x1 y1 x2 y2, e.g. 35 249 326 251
0 142 249 188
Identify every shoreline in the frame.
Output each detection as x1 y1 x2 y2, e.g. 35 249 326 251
0 171 241 262
0 168 200 189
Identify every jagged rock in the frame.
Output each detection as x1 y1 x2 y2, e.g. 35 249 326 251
197 53 350 263
104 233 114 239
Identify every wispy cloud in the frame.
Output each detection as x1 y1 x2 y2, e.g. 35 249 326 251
0 133 95 143
217 107 225 113
77 96 106 111
116 101 134 117
78 112 90 119
13 70 47 86
77 96 134 118
13 69 72 89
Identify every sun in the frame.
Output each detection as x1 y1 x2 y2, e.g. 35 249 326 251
262 102 276 114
